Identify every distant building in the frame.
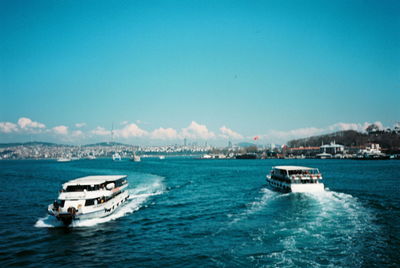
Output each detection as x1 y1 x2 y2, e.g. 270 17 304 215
315 141 345 158
320 141 344 155
287 146 319 157
228 141 232 148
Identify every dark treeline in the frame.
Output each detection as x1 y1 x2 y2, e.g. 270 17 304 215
288 128 400 152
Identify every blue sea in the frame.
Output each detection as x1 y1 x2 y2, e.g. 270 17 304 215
0 158 399 267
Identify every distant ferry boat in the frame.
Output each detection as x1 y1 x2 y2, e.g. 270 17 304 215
112 153 122 161
57 158 71 162
131 153 141 162
48 175 129 226
266 166 324 192
355 144 389 160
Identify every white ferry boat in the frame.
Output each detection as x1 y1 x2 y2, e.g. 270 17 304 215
57 158 71 162
266 166 324 193
112 153 122 161
131 153 141 162
48 175 129 226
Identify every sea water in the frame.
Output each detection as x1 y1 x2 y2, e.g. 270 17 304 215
0 158 399 267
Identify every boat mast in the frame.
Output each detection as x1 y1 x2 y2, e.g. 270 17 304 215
111 123 114 145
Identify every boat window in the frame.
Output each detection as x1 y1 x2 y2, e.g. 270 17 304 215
58 200 65 207
289 170 302 175
85 199 96 206
277 169 286 175
287 169 320 176
65 184 104 192
112 178 127 187
66 185 89 192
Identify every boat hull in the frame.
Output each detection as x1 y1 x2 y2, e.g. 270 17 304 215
266 176 324 193
48 191 129 226
290 183 324 193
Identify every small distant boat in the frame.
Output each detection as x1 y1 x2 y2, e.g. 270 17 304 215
159 155 165 160
131 153 141 162
266 166 324 193
316 152 332 159
112 153 122 161
57 158 71 162
48 175 129 226
236 154 257 159
354 144 389 160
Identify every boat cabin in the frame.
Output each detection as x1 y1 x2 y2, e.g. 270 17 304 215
61 175 127 192
270 166 322 184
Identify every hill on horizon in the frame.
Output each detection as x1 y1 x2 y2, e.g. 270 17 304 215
287 130 400 151
83 142 132 147
0 141 67 148
0 141 133 148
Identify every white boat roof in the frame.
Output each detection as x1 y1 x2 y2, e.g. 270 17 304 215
321 144 344 148
63 175 127 187
316 152 332 156
273 166 317 170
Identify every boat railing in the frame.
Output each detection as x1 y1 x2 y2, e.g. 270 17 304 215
270 172 322 184
288 173 322 184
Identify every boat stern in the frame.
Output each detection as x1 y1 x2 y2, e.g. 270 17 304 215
290 183 325 193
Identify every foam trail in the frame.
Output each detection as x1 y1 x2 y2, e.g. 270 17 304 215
266 189 378 267
35 215 64 228
35 175 165 228
231 188 380 267
229 187 280 225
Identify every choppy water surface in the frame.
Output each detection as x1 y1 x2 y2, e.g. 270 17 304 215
0 159 399 267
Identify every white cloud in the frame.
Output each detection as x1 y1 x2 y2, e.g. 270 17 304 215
91 127 110 136
256 121 388 144
371 121 384 130
327 121 385 132
327 122 362 132
219 126 243 139
72 130 83 137
0 122 18 133
1 118 394 146
115 123 147 138
287 127 324 137
53 125 68 135
259 127 324 143
151 127 178 140
17 117 45 129
181 121 215 140
75 123 86 128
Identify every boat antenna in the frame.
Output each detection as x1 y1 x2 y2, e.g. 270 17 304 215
111 123 114 144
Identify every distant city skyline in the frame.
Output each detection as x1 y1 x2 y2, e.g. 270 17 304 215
1 1 399 145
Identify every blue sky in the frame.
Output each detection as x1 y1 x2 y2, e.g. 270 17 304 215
1 0 399 145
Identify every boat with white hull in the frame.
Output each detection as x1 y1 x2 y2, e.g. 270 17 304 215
48 175 129 226
266 166 324 193
112 153 122 161
57 158 71 162
131 153 141 162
